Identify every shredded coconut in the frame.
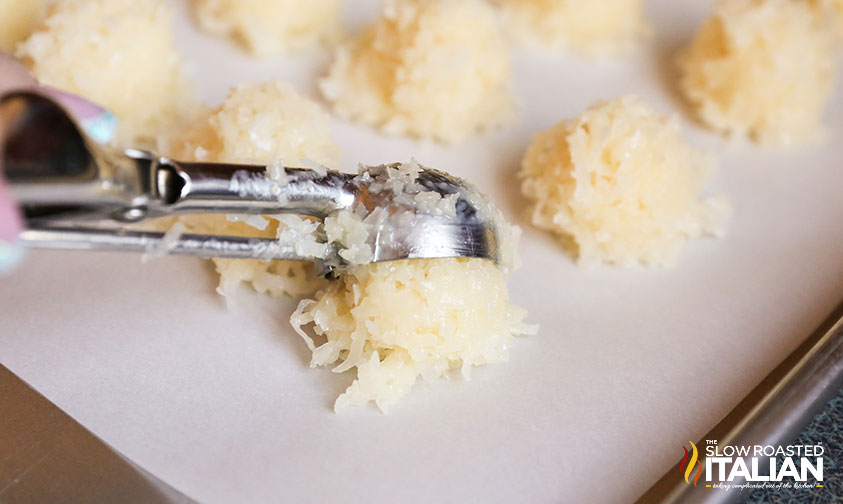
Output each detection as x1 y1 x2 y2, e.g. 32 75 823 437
320 0 516 144
225 214 270 231
275 215 330 260
291 257 537 413
323 210 376 266
810 0 843 38
677 0 837 146
0 0 43 52
17 0 194 145
168 81 340 169
190 0 342 56
492 0 648 56
141 221 186 263
520 95 730 269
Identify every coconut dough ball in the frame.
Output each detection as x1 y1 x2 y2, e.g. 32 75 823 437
492 0 648 56
0 0 43 52
520 96 730 269
292 257 537 413
16 0 193 145
677 0 836 147
190 0 342 56
810 0 843 38
165 81 342 300
320 0 516 144
168 81 341 168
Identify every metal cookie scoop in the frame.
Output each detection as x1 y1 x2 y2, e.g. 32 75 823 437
0 91 502 272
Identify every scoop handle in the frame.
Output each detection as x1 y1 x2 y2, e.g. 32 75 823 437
158 161 356 219
1 91 358 223
17 226 324 262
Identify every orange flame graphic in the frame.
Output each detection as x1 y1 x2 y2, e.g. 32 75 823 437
694 461 702 486
680 441 703 486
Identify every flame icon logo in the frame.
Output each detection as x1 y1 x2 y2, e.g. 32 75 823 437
680 441 703 486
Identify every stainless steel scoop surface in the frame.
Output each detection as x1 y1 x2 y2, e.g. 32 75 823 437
0 91 501 271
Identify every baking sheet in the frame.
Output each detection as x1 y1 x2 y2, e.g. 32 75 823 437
2 1 843 502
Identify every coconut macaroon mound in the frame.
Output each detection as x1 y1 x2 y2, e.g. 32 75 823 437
171 214 329 301
677 0 836 147
0 0 44 53
810 0 843 38
16 0 193 145
320 0 516 144
520 96 730 269
292 258 536 413
190 0 342 56
167 81 341 167
291 161 536 412
491 0 648 56
164 81 342 300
